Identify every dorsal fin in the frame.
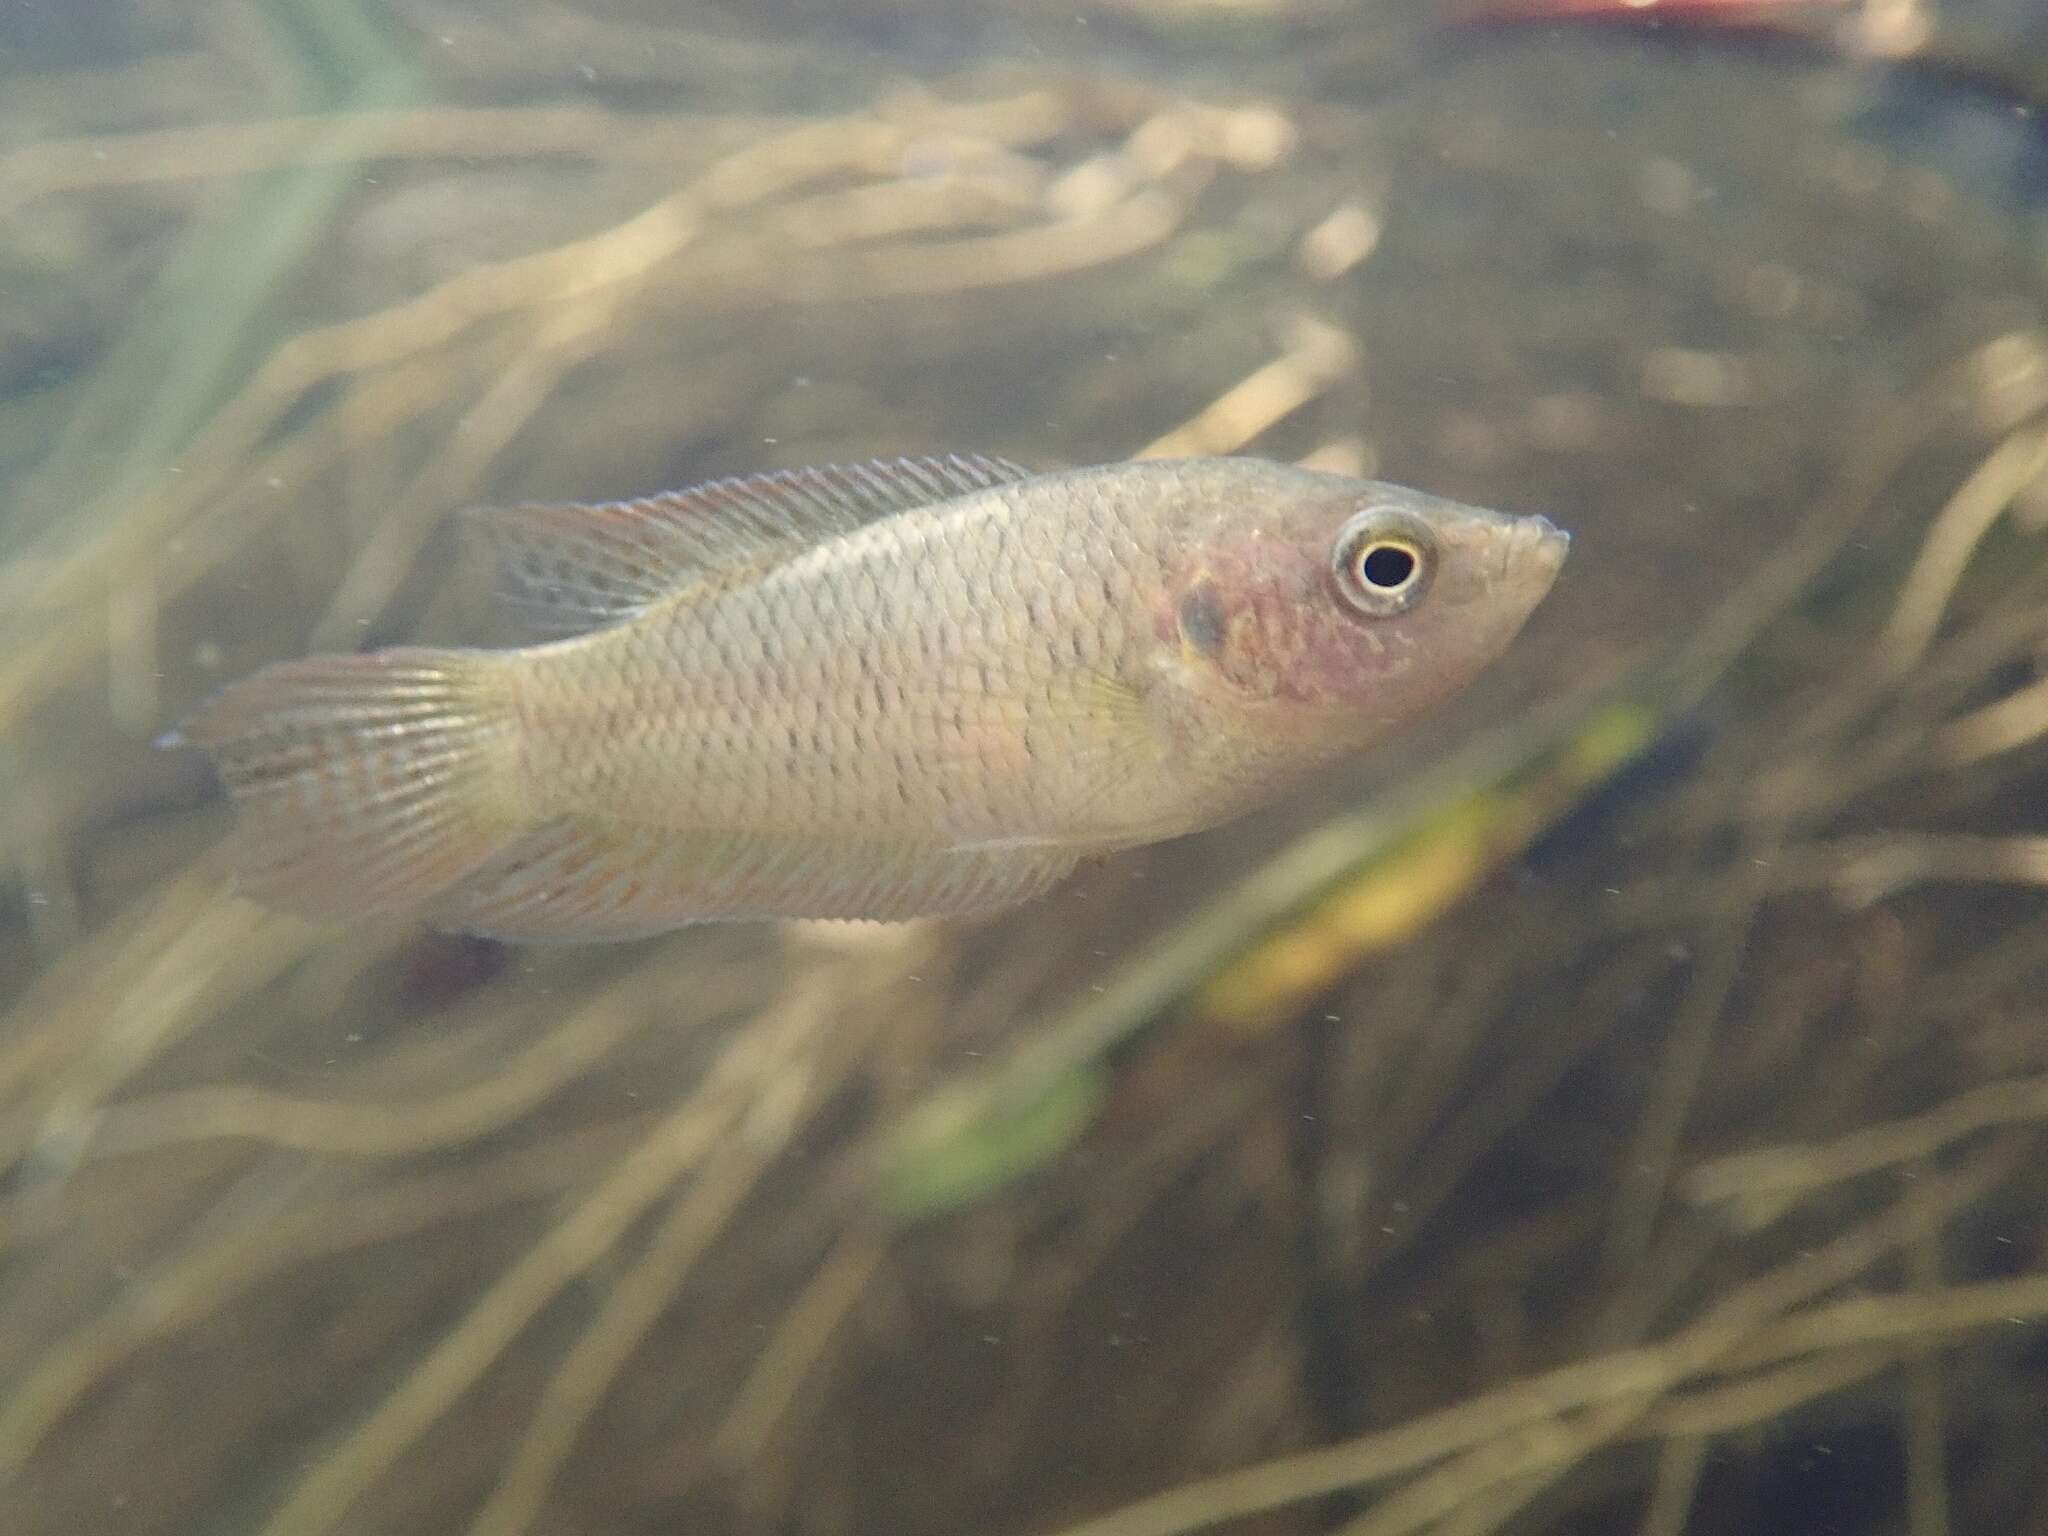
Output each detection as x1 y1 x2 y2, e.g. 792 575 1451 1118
463 453 1032 639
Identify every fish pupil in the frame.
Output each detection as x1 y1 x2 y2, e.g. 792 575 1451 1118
1359 543 1417 590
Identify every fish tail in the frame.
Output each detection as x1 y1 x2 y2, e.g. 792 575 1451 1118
179 646 532 920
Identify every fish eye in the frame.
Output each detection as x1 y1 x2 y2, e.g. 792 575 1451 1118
1331 509 1435 618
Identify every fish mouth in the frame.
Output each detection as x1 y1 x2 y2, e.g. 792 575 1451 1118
1505 512 1571 582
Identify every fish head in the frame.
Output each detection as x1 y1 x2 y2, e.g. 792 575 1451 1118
1152 465 1567 764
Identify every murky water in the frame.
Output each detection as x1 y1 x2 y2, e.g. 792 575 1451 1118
3 3 2046 1534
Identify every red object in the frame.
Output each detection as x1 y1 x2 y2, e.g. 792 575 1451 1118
1457 0 1843 24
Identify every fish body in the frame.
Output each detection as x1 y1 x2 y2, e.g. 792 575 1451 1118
181 455 1567 940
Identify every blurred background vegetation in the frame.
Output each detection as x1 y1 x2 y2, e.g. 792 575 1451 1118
3 1 2048 1533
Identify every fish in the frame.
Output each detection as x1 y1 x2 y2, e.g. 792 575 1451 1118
172 455 1568 941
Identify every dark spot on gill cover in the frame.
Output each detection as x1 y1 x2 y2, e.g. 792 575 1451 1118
1178 579 1228 657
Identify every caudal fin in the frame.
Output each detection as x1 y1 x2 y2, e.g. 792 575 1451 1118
177 647 528 920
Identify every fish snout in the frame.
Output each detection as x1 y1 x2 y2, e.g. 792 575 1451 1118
1507 512 1571 583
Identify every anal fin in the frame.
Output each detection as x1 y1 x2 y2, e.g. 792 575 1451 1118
428 817 1079 942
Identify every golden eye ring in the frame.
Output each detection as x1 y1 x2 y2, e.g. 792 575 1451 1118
1331 509 1436 617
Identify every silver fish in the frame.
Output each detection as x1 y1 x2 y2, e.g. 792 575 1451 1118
177 455 1567 940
